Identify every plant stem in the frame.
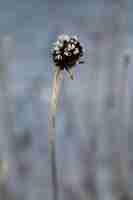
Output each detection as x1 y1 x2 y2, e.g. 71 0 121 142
48 67 63 200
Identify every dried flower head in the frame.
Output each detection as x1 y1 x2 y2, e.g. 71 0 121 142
49 34 84 200
52 34 84 71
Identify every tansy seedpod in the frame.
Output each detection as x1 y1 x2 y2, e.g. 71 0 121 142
49 34 84 200
52 34 84 72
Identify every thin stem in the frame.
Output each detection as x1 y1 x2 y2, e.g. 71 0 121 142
48 67 63 200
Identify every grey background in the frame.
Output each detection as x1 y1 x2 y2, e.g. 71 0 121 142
0 0 131 200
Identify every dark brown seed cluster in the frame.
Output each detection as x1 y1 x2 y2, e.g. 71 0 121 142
52 35 83 70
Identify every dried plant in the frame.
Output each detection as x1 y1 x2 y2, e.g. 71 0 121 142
48 34 84 200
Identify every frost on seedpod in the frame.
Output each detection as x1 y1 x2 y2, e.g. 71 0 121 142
52 34 84 70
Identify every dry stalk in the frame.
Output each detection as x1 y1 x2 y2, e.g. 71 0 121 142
48 67 63 200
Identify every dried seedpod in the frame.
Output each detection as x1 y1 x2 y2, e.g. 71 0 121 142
49 34 84 200
52 34 84 73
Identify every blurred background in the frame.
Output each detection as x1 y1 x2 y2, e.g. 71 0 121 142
0 0 131 199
